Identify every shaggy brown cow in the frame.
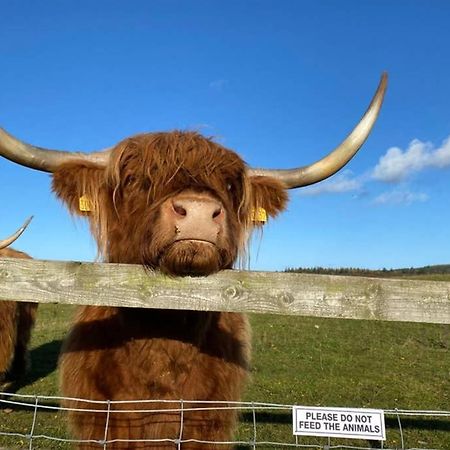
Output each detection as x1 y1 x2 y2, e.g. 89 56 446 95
0 217 38 387
0 74 387 448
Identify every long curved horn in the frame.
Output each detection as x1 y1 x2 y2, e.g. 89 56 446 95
0 216 33 250
248 73 388 188
0 127 110 172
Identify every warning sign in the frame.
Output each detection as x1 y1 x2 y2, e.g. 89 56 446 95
293 406 385 441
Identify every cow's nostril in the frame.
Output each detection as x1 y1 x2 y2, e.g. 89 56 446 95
173 203 187 217
212 207 222 219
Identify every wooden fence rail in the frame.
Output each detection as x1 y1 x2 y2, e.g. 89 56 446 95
0 257 449 324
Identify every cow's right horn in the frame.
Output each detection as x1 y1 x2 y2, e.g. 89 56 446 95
0 216 33 250
0 127 110 172
248 73 388 188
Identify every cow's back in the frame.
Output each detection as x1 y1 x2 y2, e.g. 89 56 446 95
0 247 32 259
0 246 37 384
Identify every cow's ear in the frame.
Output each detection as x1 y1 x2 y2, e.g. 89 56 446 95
51 162 106 217
248 176 288 225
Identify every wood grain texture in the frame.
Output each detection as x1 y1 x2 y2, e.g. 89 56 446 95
1 257 449 324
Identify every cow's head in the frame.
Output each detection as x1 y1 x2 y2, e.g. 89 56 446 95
0 217 33 250
0 75 387 275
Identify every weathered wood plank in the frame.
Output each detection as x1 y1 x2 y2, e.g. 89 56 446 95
0 257 449 324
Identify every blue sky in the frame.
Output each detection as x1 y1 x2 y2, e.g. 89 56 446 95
1 0 449 271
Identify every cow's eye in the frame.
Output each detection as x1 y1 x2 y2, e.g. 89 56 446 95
226 183 233 191
125 176 135 186
142 179 151 191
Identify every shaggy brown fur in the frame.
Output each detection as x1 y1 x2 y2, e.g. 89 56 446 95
0 247 38 386
53 131 288 449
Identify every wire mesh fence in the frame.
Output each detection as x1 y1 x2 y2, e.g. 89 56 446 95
0 392 449 449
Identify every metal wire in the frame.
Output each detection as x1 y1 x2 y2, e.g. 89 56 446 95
102 400 111 450
0 392 448 449
27 395 39 450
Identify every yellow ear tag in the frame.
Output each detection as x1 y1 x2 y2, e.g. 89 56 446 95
251 207 267 224
79 195 92 212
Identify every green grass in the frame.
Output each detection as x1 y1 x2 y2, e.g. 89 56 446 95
402 273 450 281
243 314 449 448
0 304 75 449
1 301 449 449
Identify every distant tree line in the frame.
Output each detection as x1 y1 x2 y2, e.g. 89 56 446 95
284 264 450 277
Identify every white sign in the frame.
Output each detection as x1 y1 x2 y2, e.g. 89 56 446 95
293 406 385 441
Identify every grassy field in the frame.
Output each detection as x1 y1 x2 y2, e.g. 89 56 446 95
0 274 449 449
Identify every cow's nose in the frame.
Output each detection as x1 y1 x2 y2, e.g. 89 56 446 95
169 193 225 243
171 198 224 224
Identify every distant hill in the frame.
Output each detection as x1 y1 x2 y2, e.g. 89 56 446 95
285 264 450 277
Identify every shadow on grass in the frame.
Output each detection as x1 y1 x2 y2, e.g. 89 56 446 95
235 412 450 449
28 339 63 381
240 411 450 432
2 339 63 395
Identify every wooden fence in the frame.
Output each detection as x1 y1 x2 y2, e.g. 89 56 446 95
1 257 449 324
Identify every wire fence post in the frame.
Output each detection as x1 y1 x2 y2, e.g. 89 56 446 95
177 399 184 450
102 399 111 450
395 408 405 450
27 395 39 450
251 401 257 450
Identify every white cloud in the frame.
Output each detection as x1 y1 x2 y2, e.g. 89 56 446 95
373 190 429 205
209 79 228 91
433 137 450 167
298 171 363 196
295 135 449 206
372 136 450 183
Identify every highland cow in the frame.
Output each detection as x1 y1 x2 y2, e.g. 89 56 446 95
0 217 38 387
0 74 387 448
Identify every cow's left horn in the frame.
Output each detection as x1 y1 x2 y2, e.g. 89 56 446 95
0 216 33 250
0 127 110 172
248 73 388 188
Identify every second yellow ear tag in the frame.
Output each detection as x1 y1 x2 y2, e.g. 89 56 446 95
79 195 92 212
251 207 267 224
